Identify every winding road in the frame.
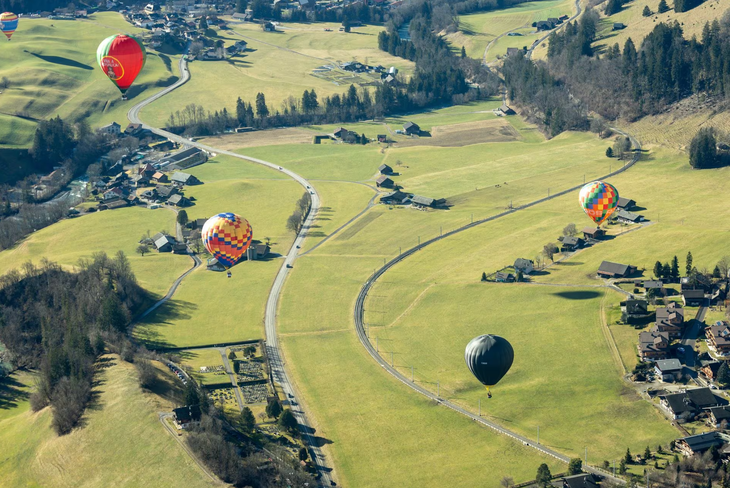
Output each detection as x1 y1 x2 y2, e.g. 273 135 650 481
128 55 335 487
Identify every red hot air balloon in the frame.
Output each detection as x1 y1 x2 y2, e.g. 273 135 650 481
96 34 146 99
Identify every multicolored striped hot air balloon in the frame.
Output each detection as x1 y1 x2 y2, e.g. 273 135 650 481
201 213 253 273
96 34 146 99
579 181 619 226
0 12 18 40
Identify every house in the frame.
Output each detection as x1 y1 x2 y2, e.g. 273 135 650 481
168 194 192 207
560 236 584 252
613 209 644 224
706 322 730 355
125 123 144 136
497 104 516 115
160 147 207 169
547 17 559 25
139 162 157 177
171 171 201 186
613 22 626 30
514 258 534 275
654 303 685 337
617 197 635 210
654 359 683 382
103 187 127 201
552 473 602 488
700 361 722 383
682 289 705 307
152 171 169 183
638 330 670 360
262 21 275 31
130 174 150 188
98 122 121 136
582 227 605 240
403 122 420 136
155 185 178 200
597 261 636 278
505 47 520 56
246 243 270 260
660 388 725 420
377 134 387 143
411 195 445 208
376 175 395 188
173 405 201 429
707 406 730 427
676 432 725 457
496 272 515 283
173 242 188 254
188 217 208 230
155 234 176 252
643 280 664 290
536 20 552 30
333 127 351 139
681 274 713 292
206 258 226 272
379 164 393 175
105 199 129 210
620 299 648 322
559 14 569 21
380 190 410 205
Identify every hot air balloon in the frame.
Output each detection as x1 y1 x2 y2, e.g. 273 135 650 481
465 335 514 398
96 34 146 99
201 213 253 277
0 12 18 40
579 180 619 227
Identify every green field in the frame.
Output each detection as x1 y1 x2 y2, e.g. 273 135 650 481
0 358 214 488
0 13 177 146
181 348 232 386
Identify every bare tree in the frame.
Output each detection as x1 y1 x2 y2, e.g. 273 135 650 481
562 223 577 237
543 243 559 263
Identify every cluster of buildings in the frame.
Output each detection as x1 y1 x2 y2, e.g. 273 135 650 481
533 14 569 31
376 164 446 210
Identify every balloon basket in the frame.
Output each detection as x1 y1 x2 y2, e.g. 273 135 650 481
121 96 128 101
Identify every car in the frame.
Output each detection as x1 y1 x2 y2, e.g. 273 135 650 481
278 166 282 170
286 264 293 268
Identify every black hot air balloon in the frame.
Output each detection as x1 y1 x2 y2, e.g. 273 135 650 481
465 334 514 398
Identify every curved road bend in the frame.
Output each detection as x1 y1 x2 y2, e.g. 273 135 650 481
128 56 335 486
354 131 641 484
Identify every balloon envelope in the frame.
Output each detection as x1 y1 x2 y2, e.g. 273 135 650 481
0 12 18 40
579 181 619 226
465 335 514 387
201 213 253 268
96 34 146 95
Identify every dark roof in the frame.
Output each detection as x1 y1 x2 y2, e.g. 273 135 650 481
617 197 635 208
171 171 194 183
411 195 434 206
106 199 128 209
379 164 392 173
496 272 514 281
656 305 685 322
663 388 724 414
173 405 201 423
708 324 730 347
643 280 664 289
680 432 724 452
376 175 393 185
156 186 176 198
163 147 202 163
380 190 409 203
403 121 420 131
709 406 730 422
514 258 533 269
555 473 602 488
598 261 632 276
561 236 583 246
582 226 603 235
654 359 682 372
683 289 705 299
639 330 669 354
614 209 643 222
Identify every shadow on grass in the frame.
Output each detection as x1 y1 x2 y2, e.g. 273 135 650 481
25 51 93 70
300 424 334 448
552 290 602 300
0 373 29 410
134 298 199 350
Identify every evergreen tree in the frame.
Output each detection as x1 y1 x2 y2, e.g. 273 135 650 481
278 409 298 433
671 256 680 281
481 272 487 282
184 382 199 406
199 16 208 30
714 266 722 279
644 446 651 459
298 447 308 461
619 459 627 474
718 361 730 387
239 406 256 433
255 92 269 118
100 294 127 332
266 397 282 419
606 147 614 157
686 251 693 276
657 0 669 12
654 261 664 278
625 447 632 464
689 128 717 169
567 458 583 475
177 210 188 226
235 0 248 13
662 263 671 279
536 463 552 487
642 5 652 16
461 46 467 58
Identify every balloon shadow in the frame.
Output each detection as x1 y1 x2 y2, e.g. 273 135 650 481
551 290 602 300
25 51 93 70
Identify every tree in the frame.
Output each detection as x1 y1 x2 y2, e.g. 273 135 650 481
644 446 651 459
136 244 150 257
619 459 627 474
228 350 236 360
606 147 614 157
625 447 632 464
714 266 722 279
136 359 157 389
255 92 269 118
568 458 583 475
481 272 487 282
100 294 128 332
500 476 515 488
654 261 664 278
657 444 663 454
278 408 298 433
689 127 717 169
286 210 303 234
642 5 652 15
671 256 680 282
239 406 256 433
602 460 610 469
266 397 282 419
718 362 730 387
298 447 309 462
563 223 577 237
686 251 693 276
536 463 552 487
657 0 669 12
461 46 467 58
177 209 188 226
718 257 730 279
543 243 559 263
199 16 208 30
662 262 671 280
236 0 248 13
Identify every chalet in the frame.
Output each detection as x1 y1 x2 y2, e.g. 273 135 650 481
130 175 150 188
597 261 636 278
660 388 725 420
380 190 409 205
168 194 192 207
536 20 552 31
155 234 176 252
156 185 178 200
617 197 635 210
560 236 584 252
654 359 682 382
638 330 669 360
700 361 722 383
103 187 127 201
706 322 730 355
613 209 644 224
105 199 128 210
505 47 520 57
377 134 388 143
189 217 208 230
173 242 188 254
125 123 144 136
643 280 664 290
98 122 121 136
547 17 559 25
681 274 713 292
376 175 395 188
552 473 602 488
582 227 605 240
620 299 648 322
171 171 201 187
160 147 207 169
152 171 169 183
411 195 445 208
613 22 626 31
173 405 201 429
139 162 157 177
403 122 420 136
707 406 730 427
654 303 685 338
495 272 515 283
559 14 569 21
246 243 270 260
333 127 351 139
207 258 226 272
514 258 534 275
379 164 393 175
677 432 725 457
262 21 275 32
682 289 705 307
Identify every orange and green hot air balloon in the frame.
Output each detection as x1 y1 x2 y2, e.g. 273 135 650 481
0 12 18 40
201 213 253 276
96 34 146 99
579 181 619 226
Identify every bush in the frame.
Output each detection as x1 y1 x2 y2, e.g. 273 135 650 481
136 359 157 389
51 377 91 435
689 127 717 169
30 390 49 412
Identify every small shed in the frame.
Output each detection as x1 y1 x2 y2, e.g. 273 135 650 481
495 272 515 283
376 175 395 188
617 197 635 210
379 164 393 175
152 171 169 183
582 227 605 240
613 22 626 31
403 122 420 136
168 194 192 207
155 235 176 252
597 261 636 278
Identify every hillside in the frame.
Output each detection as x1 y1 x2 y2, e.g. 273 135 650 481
0 357 217 488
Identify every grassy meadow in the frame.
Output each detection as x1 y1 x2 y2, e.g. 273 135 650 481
0 358 216 488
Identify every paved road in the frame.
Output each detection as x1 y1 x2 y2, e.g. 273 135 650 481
680 303 708 371
352 129 641 485
218 348 245 411
158 412 223 485
526 0 583 59
137 253 201 321
127 55 335 487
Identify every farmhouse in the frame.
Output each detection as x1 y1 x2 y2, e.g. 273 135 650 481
152 171 169 183
676 432 725 457
638 330 669 360
560 236 584 252
597 261 636 278
403 122 420 136
333 127 351 139
682 289 705 307
156 185 178 200
613 209 644 224
379 164 393 175
620 299 648 322
653 359 682 382
505 47 520 56
497 104 516 116
707 406 730 427
654 303 685 337
411 195 446 208
105 199 128 210
495 272 515 283
613 22 626 31
168 194 192 207
377 134 387 143
139 162 157 177
171 171 201 187
173 405 201 429
98 122 121 136
380 190 410 205
514 258 534 275
376 176 395 188
681 274 713 292
706 322 730 355
246 243 270 260
103 187 127 201
155 234 176 252
207 258 226 272
660 388 725 420
582 227 605 240
643 280 664 290
553 473 603 488
617 197 635 210
130 174 150 188
125 123 144 136
160 147 207 169
536 20 552 30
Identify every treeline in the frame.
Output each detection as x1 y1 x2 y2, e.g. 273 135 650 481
0 0 68 13
689 127 730 169
286 192 312 235
0 200 67 251
378 30 416 61
0 253 145 435
241 0 386 23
